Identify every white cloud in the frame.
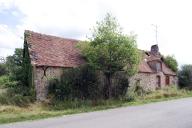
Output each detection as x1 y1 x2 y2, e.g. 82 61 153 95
0 0 192 66
0 24 22 57
0 24 22 48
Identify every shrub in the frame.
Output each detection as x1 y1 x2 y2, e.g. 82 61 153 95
0 76 9 88
178 65 192 89
0 75 35 106
163 55 178 72
0 64 7 76
0 75 19 89
111 72 129 98
49 65 130 101
0 94 34 107
49 65 103 101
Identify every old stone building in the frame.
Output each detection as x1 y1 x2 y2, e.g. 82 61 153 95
129 45 177 91
24 30 177 100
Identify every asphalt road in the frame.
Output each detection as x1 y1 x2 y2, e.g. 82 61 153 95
1 97 192 128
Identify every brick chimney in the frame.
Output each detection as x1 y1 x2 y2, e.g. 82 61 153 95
151 44 159 55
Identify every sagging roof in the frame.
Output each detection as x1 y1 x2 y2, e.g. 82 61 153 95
25 30 85 67
139 51 176 75
25 30 176 76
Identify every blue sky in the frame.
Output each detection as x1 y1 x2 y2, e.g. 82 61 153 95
0 0 192 66
0 6 24 27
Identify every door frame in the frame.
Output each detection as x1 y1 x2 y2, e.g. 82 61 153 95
156 75 161 88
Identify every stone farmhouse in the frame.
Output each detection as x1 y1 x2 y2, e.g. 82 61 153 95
24 30 177 100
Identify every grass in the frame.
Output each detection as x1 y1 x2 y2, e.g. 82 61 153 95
0 86 192 124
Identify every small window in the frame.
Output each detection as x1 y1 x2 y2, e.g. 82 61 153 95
156 62 161 72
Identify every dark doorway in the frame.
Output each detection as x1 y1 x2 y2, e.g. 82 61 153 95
156 76 161 88
166 76 170 85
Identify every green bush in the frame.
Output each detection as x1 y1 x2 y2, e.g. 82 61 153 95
0 64 7 76
163 55 178 72
0 75 35 106
0 76 9 88
0 76 19 89
178 65 192 89
49 65 129 101
0 94 34 107
111 72 129 98
49 65 102 101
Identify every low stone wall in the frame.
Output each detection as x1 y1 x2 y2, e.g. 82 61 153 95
33 67 129 100
33 66 177 100
129 72 177 91
129 73 156 91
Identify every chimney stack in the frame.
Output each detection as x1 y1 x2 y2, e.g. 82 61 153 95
151 44 159 55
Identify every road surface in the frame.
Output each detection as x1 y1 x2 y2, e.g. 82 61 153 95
1 97 192 128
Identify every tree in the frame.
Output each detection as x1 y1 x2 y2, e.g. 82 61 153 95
0 64 7 76
163 55 178 72
78 13 140 98
6 48 32 96
6 48 23 81
178 65 192 89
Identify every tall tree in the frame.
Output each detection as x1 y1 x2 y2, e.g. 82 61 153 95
6 48 23 80
6 48 32 95
78 13 140 98
178 65 192 89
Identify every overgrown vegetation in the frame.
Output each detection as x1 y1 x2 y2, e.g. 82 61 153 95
0 64 7 76
48 65 129 102
78 13 140 98
0 13 192 124
163 55 178 72
178 64 192 89
1 86 192 124
49 65 101 101
0 47 34 106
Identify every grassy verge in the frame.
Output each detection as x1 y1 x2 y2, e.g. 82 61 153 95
0 86 192 124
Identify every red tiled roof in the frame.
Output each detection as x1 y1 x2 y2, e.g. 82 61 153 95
139 51 176 75
25 30 176 76
138 53 154 73
25 30 85 67
138 61 154 73
162 62 176 76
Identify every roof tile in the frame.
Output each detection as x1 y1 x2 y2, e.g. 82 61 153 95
25 30 176 76
25 30 85 67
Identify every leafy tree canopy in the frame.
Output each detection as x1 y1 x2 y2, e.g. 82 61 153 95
6 48 23 80
78 13 140 98
163 55 178 72
78 13 140 76
0 63 7 76
178 65 192 88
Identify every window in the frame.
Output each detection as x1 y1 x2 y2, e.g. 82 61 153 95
156 62 161 72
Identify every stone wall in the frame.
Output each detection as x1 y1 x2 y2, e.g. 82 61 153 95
33 66 63 101
129 73 156 91
170 76 178 85
33 66 177 100
129 72 177 91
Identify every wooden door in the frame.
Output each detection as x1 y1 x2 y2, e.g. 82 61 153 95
156 76 161 88
166 76 170 85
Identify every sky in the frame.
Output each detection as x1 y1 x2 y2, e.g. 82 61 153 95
0 0 192 66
